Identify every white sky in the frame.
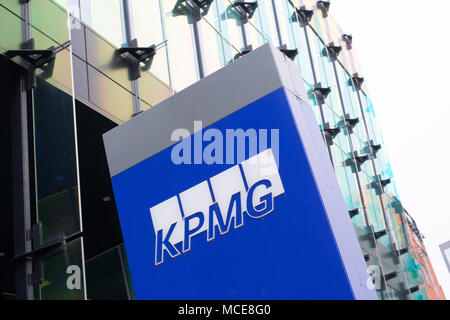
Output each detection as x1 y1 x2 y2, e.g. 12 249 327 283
331 0 450 298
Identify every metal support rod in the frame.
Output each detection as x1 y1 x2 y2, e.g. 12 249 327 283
10 0 34 301
302 26 334 165
354 88 413 297
190 3 206 80
12 78 34 300
331 61 371 228
270 0 283 48
121 0 142 115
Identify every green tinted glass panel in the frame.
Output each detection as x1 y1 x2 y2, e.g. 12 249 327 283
161 0 198 91
81 0 124 47
0 5 23 54
120 244 135 300
217 0 245 51
31 0 69 45
34 77 80 242
39 238 85 300
200 18 226 75
0 0 22 17
86 247 128 300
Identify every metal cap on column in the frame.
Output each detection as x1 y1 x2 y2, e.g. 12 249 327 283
293 6 314 27
342 34 353 50
317 1 330 18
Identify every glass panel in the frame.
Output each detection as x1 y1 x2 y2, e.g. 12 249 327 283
161 0 198 91
130 0 171 85
33 29 74 93
0 4 23 54
199 17 226 75
0 0 22 17
336 64 360 118
382 194 408 250
80 0 125 47
335 149 365 229
311 34 334 88
87 65 135 123
31 0 70 45
139 67 174 107
401 252 424 288
278 0 314 85
30 3 87 300
86 247 128 300
245 18 269 50
38 238 85 299
245 0 277 45
34 77 80 243
130 0 164 46
85 27 132 92
204 0 245 52
360 172 388 241
120 244 135 300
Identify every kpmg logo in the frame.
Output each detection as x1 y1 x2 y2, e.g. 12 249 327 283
149 148 285 265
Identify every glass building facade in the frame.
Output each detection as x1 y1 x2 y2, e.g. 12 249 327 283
0 0 444 300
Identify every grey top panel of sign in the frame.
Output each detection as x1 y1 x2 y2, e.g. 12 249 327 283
103 43 307 177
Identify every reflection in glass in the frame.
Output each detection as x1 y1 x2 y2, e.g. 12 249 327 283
130 0 170 84
86 246 129 300
161 0 198 91
39 238 85 300
81 0 125 47
199 18 225 75
34 78 81 243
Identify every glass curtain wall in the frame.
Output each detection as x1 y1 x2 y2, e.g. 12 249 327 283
7 0 430 300
30 0 86 299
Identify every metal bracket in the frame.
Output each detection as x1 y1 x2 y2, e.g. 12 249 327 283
322 123 341 146
370 140 382 155
369 177 390 195
323 42 342 61
117 39 159 80
343 114 359 134
278 45 298 61
292 6 314 27
117 45 156 63
313 84 331 105
358 226 376 249
403 285 420 296
234 45 253 60
234 1 258 21
6 39 71 90
384 271 399 281
346 117 359 128
316 1 330 18
354 154 369 165
348 208 360 218
373 229 387 240
342 34 353 50
380 177 391 188
13 226 65 263
353 151 369 172
183 0 214 21
350 73 364 90
192 0 214 8
13 224 66 286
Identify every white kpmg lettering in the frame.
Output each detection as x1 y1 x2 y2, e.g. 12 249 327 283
149 148 285 266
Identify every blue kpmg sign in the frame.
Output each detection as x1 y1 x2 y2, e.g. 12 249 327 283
104 44 376 300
